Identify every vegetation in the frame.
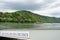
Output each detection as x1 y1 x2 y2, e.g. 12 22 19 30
0 10 60 23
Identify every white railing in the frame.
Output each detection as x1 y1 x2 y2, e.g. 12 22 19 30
0 30 29 39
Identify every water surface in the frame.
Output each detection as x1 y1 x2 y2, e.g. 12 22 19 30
0 23 60 30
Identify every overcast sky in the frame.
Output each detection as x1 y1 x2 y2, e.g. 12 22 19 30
0 0 60 17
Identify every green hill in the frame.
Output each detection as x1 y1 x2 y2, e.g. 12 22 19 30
0 10 60 23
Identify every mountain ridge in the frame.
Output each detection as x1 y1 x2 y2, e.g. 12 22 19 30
0 10 60 23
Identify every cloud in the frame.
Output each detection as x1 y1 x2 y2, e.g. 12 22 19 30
32 0 60 17
5 2 41 10
32 7 60 17
0 0 43 11
0 0 60 17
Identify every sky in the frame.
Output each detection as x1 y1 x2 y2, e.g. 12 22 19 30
0 0 60 17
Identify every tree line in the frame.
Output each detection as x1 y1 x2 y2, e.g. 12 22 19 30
0 10 60 23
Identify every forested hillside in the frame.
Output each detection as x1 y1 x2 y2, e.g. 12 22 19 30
0 10 60 23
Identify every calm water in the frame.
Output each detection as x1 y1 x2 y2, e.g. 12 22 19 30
0 23 60 30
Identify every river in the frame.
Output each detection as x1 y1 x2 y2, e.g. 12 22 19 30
0 23 60 30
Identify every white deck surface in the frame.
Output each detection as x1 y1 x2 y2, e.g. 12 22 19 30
0 30 60 40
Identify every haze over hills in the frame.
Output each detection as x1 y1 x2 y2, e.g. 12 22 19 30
0 10 60 23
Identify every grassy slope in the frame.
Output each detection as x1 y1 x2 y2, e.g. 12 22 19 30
0 10 60 23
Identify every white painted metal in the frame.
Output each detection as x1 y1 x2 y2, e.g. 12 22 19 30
0 30 29 39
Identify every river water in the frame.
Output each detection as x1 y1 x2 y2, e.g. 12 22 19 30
0 23 60 30
35 23 60 30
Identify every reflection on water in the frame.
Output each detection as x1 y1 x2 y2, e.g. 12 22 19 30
0 23 60 30
36 23 60 30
